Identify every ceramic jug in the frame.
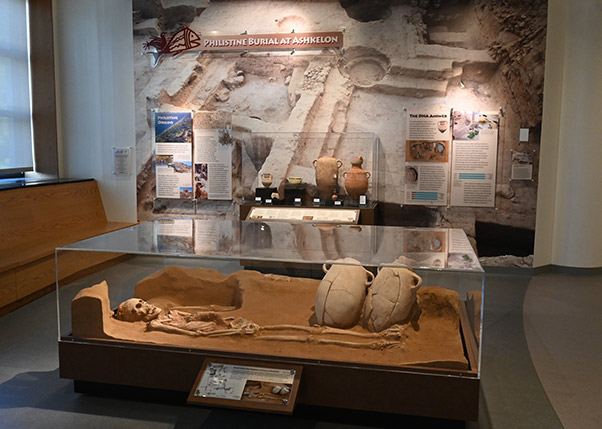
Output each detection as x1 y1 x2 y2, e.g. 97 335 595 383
312 156 343 199
363 266 422 332
343 157 371 200
260 173 273 188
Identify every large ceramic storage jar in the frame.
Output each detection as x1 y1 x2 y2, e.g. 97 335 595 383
313 156 343 199
343 157 371 200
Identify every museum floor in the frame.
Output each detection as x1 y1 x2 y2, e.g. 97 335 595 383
0 267 600 429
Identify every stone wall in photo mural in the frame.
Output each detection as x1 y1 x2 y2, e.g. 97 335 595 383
133 0 547 267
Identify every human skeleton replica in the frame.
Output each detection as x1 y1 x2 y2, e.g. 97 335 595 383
113 258 422 350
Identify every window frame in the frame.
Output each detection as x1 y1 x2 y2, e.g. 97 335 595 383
2 0 58 178
26 0 58 179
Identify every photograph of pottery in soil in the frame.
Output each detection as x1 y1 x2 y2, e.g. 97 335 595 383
133 0 547 267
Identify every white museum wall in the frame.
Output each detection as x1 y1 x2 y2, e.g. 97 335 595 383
534 0 602 268
53 0 137 223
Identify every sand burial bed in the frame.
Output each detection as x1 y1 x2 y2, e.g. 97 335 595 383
72 266 469 370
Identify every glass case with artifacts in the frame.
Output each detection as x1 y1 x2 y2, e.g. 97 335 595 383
56 220 483 420
239 132 381 223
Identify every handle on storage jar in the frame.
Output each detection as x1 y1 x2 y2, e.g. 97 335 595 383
410 270 423 289
336 160 343 168
313 159 318 167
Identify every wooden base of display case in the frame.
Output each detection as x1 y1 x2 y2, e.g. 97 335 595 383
58 303 479 421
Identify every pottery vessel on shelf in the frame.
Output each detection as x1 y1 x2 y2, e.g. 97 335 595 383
287 176 302 185
261 173 273 188
343 157 371 200
312 156 343 199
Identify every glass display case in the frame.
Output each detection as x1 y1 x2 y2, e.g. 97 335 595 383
57 220 483 420
239 132 383 223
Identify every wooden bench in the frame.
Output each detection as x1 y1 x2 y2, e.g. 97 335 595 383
0 179 134 314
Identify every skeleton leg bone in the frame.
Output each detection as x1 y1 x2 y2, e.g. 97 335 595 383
260 324 406 340
257 334 399 349
147 310 405 348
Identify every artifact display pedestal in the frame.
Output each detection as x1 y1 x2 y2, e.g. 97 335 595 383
283 183 306 205
255 187 279 202
60 333 478 420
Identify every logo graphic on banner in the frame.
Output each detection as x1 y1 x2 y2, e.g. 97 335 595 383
144 26 201 66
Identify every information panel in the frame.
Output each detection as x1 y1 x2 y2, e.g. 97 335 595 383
450 111 500 207
193 128 233 200
403 111 451 206
154 111 193 199
246 207 359 224
188 359 302 414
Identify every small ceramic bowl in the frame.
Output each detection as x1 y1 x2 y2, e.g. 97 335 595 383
287 177 302 184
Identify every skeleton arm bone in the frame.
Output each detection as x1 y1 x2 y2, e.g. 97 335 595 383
148 320 249 337
171 305 237 313
147 320 202 337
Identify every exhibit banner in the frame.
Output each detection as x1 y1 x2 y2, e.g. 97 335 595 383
201 32 343 51
450 111 499 207
193 127 233 200
144 25 343 66
403 111 451 206
153 111 193 199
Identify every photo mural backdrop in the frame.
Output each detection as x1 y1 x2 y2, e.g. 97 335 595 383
132 0 547 267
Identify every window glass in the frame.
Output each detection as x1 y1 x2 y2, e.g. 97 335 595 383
0 0 33 172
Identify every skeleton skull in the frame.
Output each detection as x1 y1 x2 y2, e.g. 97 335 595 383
362 264 422 332
114 298 162 322
315 258 375 329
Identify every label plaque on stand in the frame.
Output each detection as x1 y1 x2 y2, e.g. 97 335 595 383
188 358 302 414
246 206 359 224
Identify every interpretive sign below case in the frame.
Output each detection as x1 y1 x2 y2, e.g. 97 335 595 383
188 359 302 414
